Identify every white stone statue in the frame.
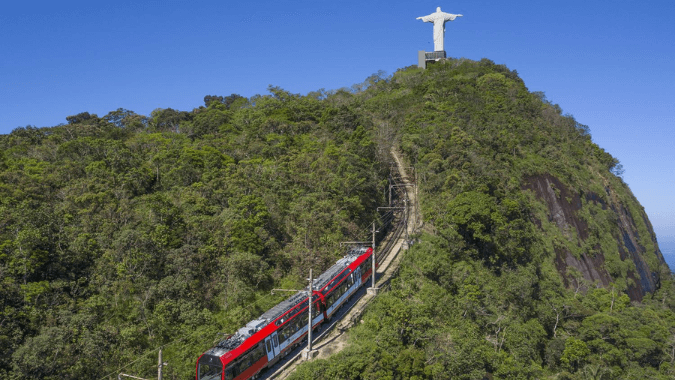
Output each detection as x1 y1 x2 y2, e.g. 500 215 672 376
417 7 463 52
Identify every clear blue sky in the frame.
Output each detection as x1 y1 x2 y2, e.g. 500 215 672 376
1 1 674 248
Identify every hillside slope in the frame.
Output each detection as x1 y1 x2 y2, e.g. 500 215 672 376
0 58 672 380
0 91 388 379
289 60 674 379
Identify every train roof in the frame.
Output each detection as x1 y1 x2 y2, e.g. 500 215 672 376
260 290 308 322
204 247 370 359
313 251 362 290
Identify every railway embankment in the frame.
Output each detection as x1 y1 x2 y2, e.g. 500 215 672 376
271 148 418 379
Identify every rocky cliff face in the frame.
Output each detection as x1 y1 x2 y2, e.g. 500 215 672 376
525 174 666 301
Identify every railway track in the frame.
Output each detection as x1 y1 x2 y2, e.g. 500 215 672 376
266 149 417 379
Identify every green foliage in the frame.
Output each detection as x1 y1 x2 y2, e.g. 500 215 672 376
0 86 386 379
2 58 672 380
290 59 674 380
561 337 590 371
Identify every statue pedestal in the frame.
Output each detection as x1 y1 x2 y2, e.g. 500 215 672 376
418 50 447 69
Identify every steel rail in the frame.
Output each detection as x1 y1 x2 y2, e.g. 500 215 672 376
267 159 411 379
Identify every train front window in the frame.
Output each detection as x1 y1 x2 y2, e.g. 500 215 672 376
198 363 222 380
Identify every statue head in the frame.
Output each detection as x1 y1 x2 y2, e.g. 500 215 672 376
437 7 441 12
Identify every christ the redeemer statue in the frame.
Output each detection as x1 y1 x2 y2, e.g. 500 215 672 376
417 7 462 52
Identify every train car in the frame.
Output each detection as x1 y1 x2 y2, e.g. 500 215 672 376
196 247 374 380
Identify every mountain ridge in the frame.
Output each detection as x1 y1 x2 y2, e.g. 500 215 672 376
1 58 673 379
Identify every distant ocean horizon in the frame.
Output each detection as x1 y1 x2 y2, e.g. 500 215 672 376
660 240 675 272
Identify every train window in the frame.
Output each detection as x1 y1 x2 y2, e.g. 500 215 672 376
230 361 242 379
281 321 295 341
266 339 272 353
231 343 265 379
199 363 223 380
257 344 264 357
251 344 264 363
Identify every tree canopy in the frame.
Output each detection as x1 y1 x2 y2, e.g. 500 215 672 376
1 59 672 379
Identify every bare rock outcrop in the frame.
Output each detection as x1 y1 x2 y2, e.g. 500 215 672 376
524 174 666 301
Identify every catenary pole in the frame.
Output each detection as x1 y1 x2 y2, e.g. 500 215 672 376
307 269 313 352
372 222 376 288
404 198 409 243
157 347 162 380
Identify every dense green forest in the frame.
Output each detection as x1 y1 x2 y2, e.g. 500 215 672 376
0 87 388 379
1 59 673 380
287 60 674 379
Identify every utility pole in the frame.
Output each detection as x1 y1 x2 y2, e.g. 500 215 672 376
272 269 319 362
302 269 318 360
404 198 409 244
372 222 376 288
158 347 163 380
389 178 392 206
368 221 380 295
307 268 313 351
384 183 388 206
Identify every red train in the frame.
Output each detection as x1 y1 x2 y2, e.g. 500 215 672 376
196 247 375 380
